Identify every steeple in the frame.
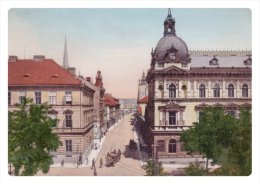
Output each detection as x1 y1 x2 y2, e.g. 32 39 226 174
63 36 69 69
142 71 146 81
164 8 176 36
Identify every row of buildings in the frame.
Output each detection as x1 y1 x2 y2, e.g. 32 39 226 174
137 9 252 162
8 40 122 165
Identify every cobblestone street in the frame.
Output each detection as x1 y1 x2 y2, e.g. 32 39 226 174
37 114 146 176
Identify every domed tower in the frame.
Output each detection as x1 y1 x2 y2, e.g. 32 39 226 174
95 70 103 88
151 9 191 70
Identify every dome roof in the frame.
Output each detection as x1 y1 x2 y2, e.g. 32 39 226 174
154 35 189 62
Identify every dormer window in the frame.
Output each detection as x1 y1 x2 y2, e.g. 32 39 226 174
244 56 252 65
209 56 219 65
169 52 176 61
23 74 31 77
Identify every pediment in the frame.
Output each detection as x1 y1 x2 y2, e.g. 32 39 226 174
163 65 186 73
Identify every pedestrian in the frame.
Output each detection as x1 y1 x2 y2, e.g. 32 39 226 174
93 168 97 176
91 158 96 169
61 159 64 167
100 158 103 168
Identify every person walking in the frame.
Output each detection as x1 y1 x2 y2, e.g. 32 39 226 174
91 158 96 170
100 158 103 168
93 167 97 176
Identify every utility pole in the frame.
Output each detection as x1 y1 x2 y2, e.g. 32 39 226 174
152 144 159 176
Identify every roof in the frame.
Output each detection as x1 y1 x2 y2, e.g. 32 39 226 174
104 93 120 107
191 56 251 68
138 96 148 103
8 59 81 86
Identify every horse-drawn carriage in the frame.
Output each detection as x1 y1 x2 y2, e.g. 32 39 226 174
105 149 121 167
129 139 137 151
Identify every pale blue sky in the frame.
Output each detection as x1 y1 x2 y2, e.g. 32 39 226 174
8 8 251 98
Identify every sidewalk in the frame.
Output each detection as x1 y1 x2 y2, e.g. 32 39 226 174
50 117 124 168
133 128 149 167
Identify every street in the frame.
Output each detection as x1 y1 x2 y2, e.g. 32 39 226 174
37 114 146 176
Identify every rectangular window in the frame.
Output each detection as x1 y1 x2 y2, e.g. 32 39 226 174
49 91 57 105
19 91 26 104
65 114 72 128
35 91 41 104
158 63 164 67
65 140 72 152
199 111 204 122
157 140 165 152
8 91 11 105
169 112 176 125
49 114 57 127
65 91 72 105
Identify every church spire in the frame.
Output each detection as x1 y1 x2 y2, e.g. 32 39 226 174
63 36 69 69
164 8 176 36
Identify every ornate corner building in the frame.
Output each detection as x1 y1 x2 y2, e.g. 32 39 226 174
146 9 252 162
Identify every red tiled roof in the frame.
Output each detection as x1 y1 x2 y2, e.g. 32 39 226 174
8 59 81 86
104 93 119 107
138 96 148 103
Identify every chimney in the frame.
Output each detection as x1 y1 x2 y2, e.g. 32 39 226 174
8 56 18 62
33 55 45 61
86 77 92 83
67 67 76 76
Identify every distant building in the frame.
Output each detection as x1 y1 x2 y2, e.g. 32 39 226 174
138 71 148 101
78 70 105 149
8 55 96 165
146 9 251 161
119 98 137 114
104 93 121 129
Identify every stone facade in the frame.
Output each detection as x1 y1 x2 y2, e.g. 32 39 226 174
8 57 97 165
145 9 252 161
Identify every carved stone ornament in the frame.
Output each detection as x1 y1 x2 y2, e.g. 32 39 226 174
239 80 251 88
166 80 179 88
225 80 237 89
196 80 209 89
210 80 223 88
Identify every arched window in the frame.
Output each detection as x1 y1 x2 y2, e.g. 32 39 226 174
228 84 234 97
169 84 176 98
199 84 206 98
213 84 220 98
242 84 248 97
168 139 177 153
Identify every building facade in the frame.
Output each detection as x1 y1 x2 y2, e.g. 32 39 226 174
104 93 121 129
146 9 252 161
8 55 97 165
78 71 106 149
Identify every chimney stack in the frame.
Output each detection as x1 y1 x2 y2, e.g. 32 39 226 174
33 55 45 61
67 67 76 76
8 56 18 62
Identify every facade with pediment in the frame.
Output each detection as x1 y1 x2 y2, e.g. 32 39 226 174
145 9 252 161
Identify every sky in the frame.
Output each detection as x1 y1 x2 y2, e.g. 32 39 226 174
8 8 252 98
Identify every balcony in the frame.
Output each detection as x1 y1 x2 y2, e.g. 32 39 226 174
159 120 185 126
153 120 191 132
63 96 73 105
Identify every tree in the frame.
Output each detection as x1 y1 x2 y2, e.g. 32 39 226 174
9 98 62 176
180 107 237 171
180 107 252 176
184 161 208 176
144 160 166 176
